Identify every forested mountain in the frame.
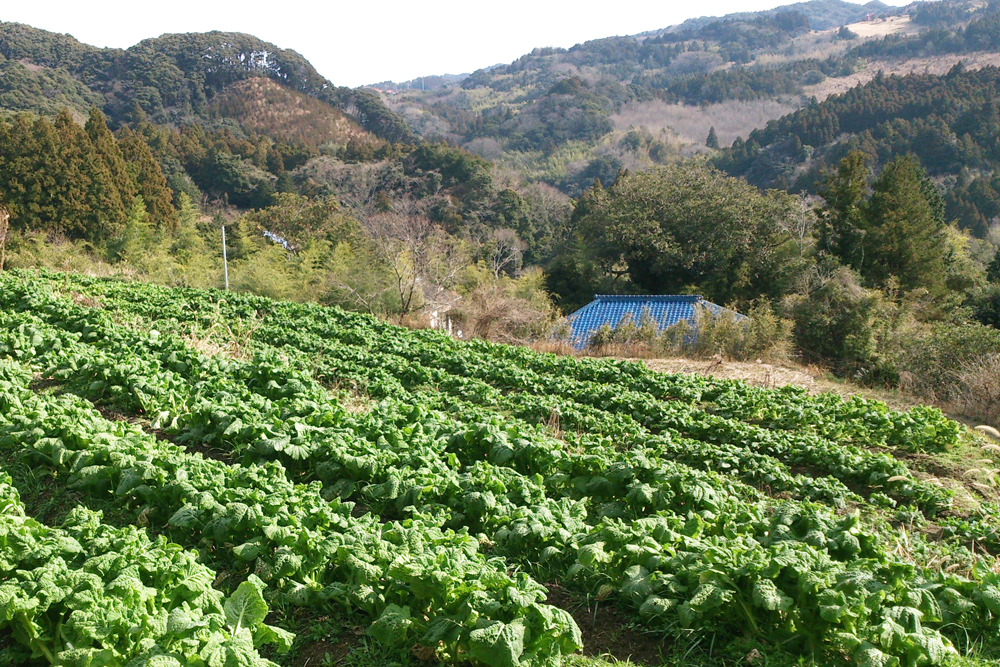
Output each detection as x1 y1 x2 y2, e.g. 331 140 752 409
381 0 1000 191
0 22 412 142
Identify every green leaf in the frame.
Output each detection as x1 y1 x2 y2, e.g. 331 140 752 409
853 643 900 667
224 576 269 633
254 624 295 653
468 620 525 667
752 579 792 612
688 583 733 613
368 604 412 646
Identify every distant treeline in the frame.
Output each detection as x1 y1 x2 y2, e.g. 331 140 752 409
0 109 174 240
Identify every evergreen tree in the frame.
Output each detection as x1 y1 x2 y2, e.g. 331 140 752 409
864 155 948 293
71 111 131 240
817 151 870 271
49 110 94 237
0 114 43 231
706 126 720 149
118 126 178 230
988 247 1000 284
86 107 136 216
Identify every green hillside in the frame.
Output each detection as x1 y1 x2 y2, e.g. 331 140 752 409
659 0 889 32
717 61 1000 237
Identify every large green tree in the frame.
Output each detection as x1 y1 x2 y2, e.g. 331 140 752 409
864 155 947 292
117 126 177 229
565 164 800 305
817 150 869 270
85 107 136 216
61 108 127 239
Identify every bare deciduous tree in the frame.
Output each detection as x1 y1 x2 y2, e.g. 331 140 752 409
486 228 525 278
453 278 555 344
365 209 467 317
777 197 817 256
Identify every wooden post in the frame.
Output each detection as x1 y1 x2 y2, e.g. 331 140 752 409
0 206 9 273
221 224 230 291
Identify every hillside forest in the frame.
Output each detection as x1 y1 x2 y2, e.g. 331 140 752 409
11 0 1000 424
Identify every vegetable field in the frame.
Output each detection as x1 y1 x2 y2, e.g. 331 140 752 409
2 270 1000 667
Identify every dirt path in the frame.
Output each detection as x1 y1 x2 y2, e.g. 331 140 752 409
637 356 955 415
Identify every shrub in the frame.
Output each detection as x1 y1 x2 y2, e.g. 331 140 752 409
887 320 1000 403
451 266 562 343
662 301 792 361
785 268 897 380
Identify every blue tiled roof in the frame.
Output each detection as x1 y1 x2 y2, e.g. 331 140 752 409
566 294 734 348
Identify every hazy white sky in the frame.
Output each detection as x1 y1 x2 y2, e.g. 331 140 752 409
3 0 911 87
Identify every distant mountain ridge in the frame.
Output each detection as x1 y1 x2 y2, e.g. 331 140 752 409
654 0 892 34
368 74 469 91
380 0 899 91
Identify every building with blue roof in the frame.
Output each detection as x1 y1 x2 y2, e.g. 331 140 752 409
566 295 738 349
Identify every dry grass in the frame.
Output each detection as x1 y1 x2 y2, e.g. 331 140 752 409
844 16 920 39
180 316 262 363
753 29 853 67
398 312 433 330
804 51 1000 101
611 99 800 147
183 333 237 360
330 389 374 414
953 354 1000 428
529 340 580 357
210 78 375 150
68 291 104 309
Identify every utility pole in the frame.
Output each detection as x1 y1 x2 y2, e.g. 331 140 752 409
0 206 9 273
221 224 230 290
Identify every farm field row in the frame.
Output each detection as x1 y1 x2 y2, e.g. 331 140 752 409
2 269 1000 667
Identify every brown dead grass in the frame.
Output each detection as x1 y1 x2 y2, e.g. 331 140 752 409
181 318 260 362
210 78 376 150
530 340 580 357
333 389 373 414
183 334 237 359
642 356 820 391
844 16 920 39
611 98 800 147
639 354 967 418
66 291 104 309
805 51 1000 101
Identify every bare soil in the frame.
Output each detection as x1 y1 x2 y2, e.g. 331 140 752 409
545 583 669 665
